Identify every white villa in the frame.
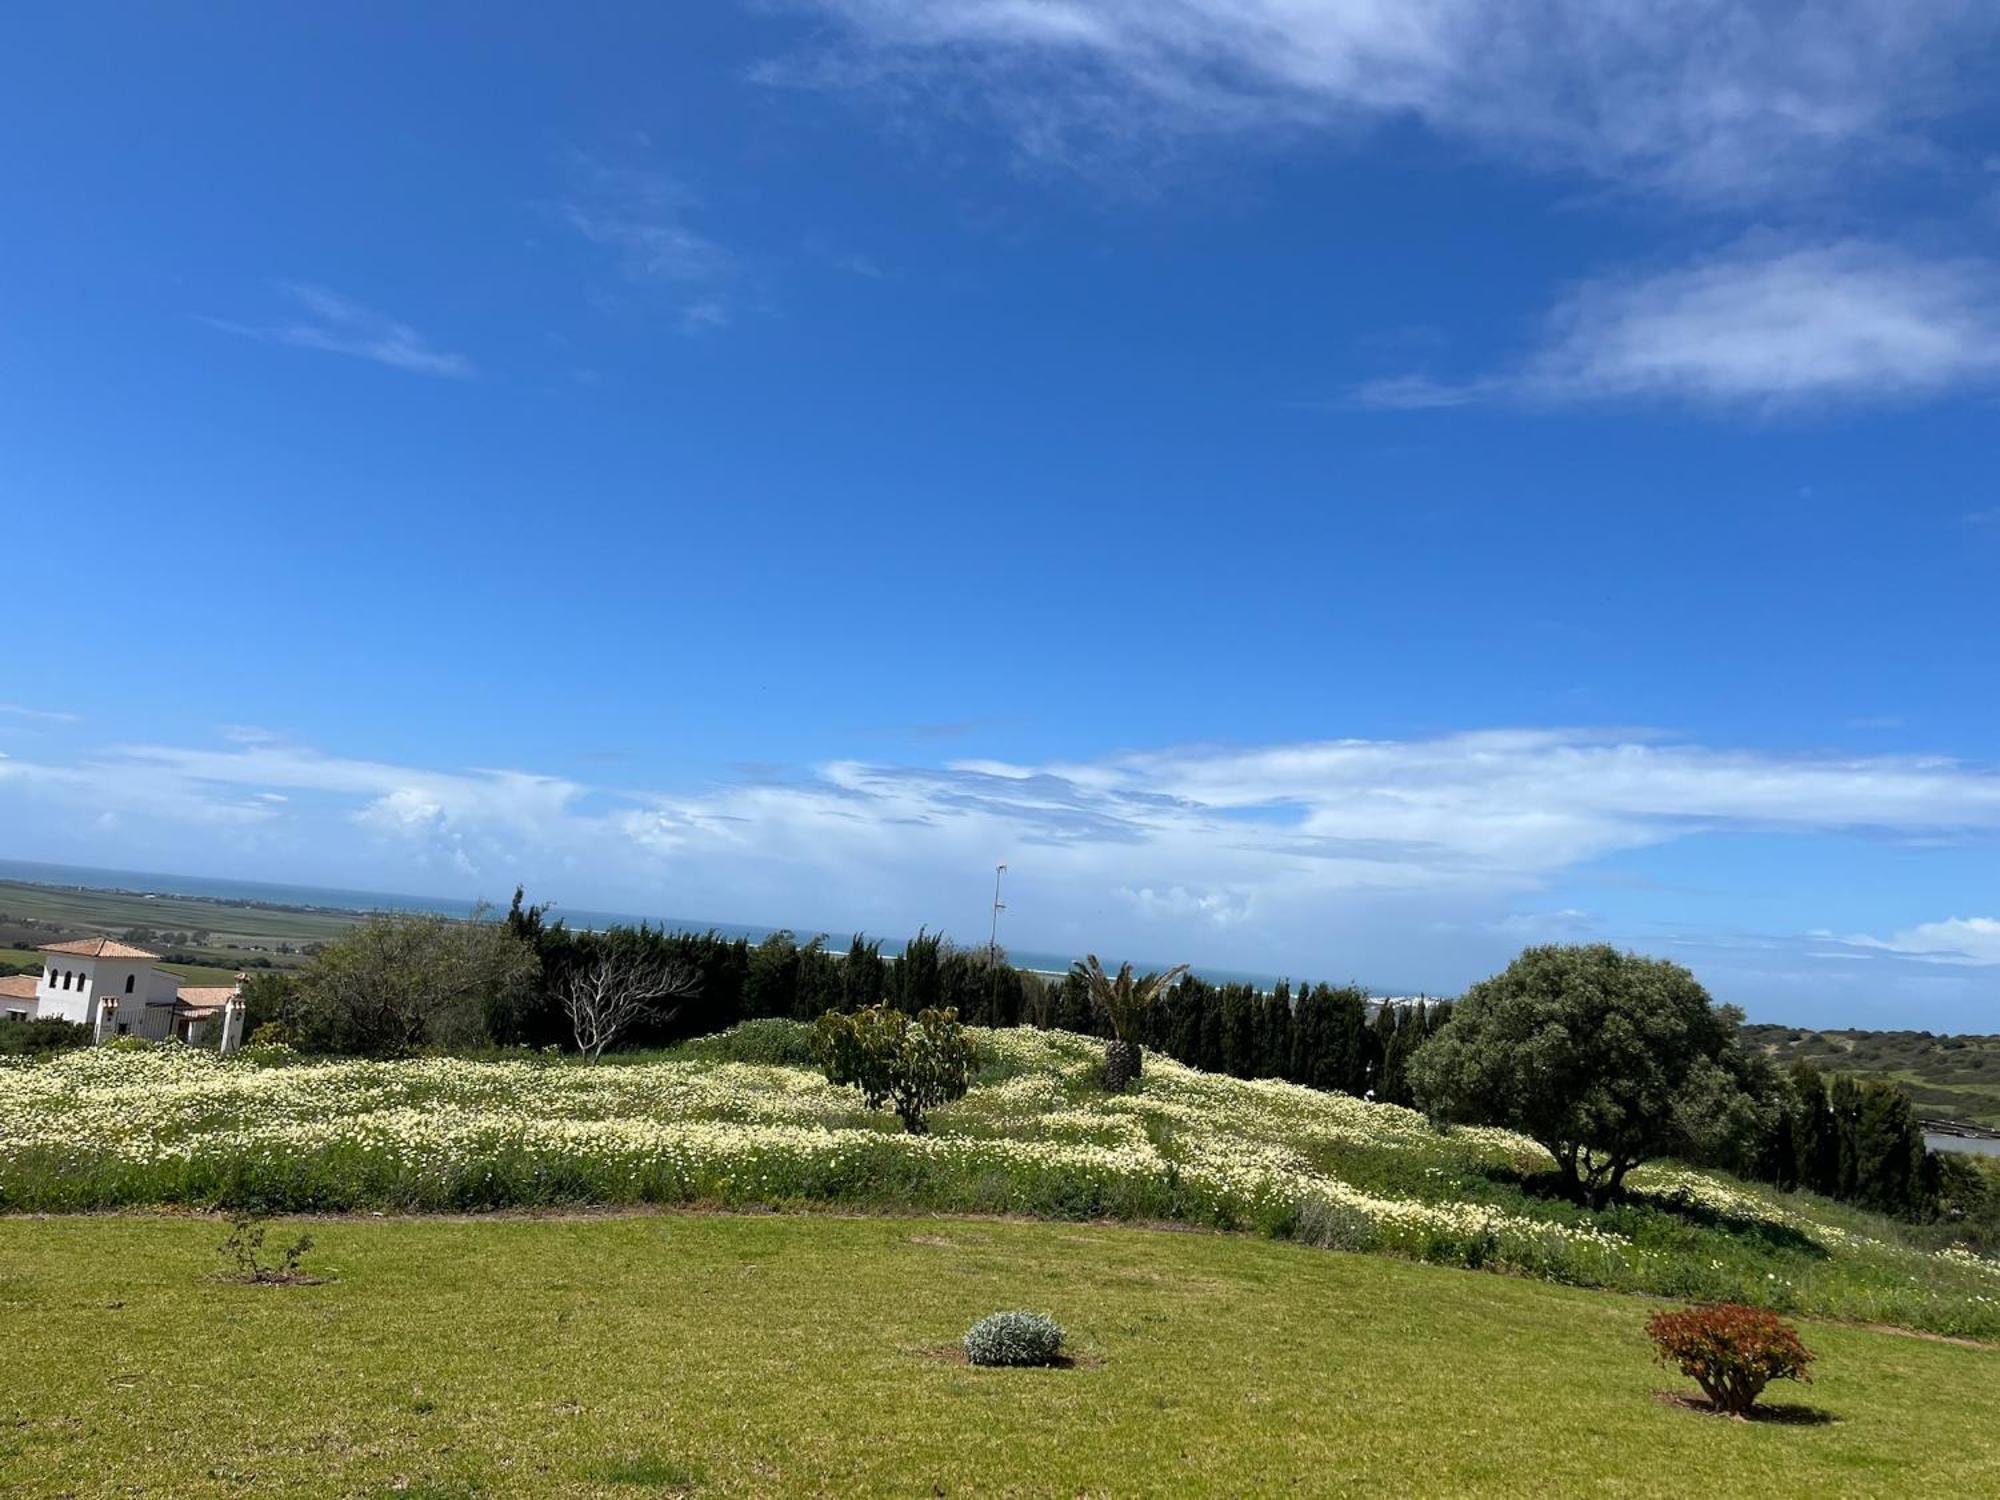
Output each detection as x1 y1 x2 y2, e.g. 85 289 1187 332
0 937 246 1049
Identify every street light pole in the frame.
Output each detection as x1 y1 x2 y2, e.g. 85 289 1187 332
988 862 1008 961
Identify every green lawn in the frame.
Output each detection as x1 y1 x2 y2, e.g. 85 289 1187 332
0 1212 1993 1498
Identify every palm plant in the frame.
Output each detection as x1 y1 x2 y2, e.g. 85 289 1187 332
1076 954 1190 1091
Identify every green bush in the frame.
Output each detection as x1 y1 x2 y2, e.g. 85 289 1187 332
964 1311 1065 1368
811 1005 975 1133
0 1018 90 1058
672 1019 818 1068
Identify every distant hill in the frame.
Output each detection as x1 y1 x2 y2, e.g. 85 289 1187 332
1741 1024 2000 1131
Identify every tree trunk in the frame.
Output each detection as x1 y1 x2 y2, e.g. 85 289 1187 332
1104 1039 1143 1093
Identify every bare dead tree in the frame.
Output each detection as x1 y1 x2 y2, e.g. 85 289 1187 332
561 950 701 1061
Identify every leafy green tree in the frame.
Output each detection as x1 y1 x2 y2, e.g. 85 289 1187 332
810 1004 975 1133
1259 982 1293 1079
285 911 539 1057
1410 944 1758 1208
890 929 945 1014
842 934 886 1012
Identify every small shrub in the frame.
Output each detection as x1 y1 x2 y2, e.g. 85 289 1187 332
217 1215 318 1285
964 1310 1066 1367
1646 1302 1814 1415
673 1019 817 1068
1293 1194 1381 1253
104 1035 157 1052
248 1020 296 1047
811 1005 975 1133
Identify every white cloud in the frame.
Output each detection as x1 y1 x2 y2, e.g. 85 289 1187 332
1521 241 2000 405
783 1 1993 198
1360 240 2000 409
1838 916 2000 967
0 703 80 724
206 284 474 378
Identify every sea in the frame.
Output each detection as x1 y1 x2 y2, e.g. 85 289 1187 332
0 857 1292 988
1926 1133 2000 1158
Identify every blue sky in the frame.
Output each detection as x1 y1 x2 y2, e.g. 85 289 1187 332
4 3 2000 1027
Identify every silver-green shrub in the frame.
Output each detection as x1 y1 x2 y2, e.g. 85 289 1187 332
964 1310 1065 1367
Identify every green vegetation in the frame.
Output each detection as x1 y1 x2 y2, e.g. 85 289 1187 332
7 1027 2000 1336
1 1213 1995 1497
282 911 539 1056
810 1004 977 1132
963 1308 1067 1367
1744 1024 2000 1132
1077 952 1189 1091
1413 945 1759 1207
0 946 43 975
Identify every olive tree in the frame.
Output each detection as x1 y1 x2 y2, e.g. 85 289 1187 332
286 911 539 1056
1410 944 1759 1208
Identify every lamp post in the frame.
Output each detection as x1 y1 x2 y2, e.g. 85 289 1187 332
987 863 1007 963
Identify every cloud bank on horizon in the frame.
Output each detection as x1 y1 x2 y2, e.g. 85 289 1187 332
5 724 1998 1024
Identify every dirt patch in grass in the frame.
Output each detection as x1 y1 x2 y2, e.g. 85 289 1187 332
1651 1391 1836 1426
209 1270 328 1287
909 1343 1098 1370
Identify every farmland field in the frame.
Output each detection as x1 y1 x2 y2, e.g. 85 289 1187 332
0 877 361 980
1 1212 1994 1498
1743 1023 2000 1132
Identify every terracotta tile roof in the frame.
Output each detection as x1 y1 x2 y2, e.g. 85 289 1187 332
174 986 239 1014
0 975 39 1001
38 936 161 961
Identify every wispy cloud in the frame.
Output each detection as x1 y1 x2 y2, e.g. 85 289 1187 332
781 1 1995 199
0 704 80 724
559 156 739 330
1826 917 2000 967
1357 240 2000 411
206 284 474 377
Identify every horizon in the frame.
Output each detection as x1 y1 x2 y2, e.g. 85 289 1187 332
6 6 2000 1030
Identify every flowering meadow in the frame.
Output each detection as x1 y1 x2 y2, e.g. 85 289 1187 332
4 1025 1998 1336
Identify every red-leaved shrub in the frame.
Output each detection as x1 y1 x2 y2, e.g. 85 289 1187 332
1645 1303 1815 1415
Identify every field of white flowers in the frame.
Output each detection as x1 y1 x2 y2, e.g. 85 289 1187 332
5 1024 1998 1336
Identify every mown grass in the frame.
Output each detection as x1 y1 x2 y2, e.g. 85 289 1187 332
0 1212 1994 1498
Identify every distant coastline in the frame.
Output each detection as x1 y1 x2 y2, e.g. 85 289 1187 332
0 856 1293 990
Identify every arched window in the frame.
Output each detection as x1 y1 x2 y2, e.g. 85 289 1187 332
61 970 72 990
45 966 56 986
125 973 136 994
